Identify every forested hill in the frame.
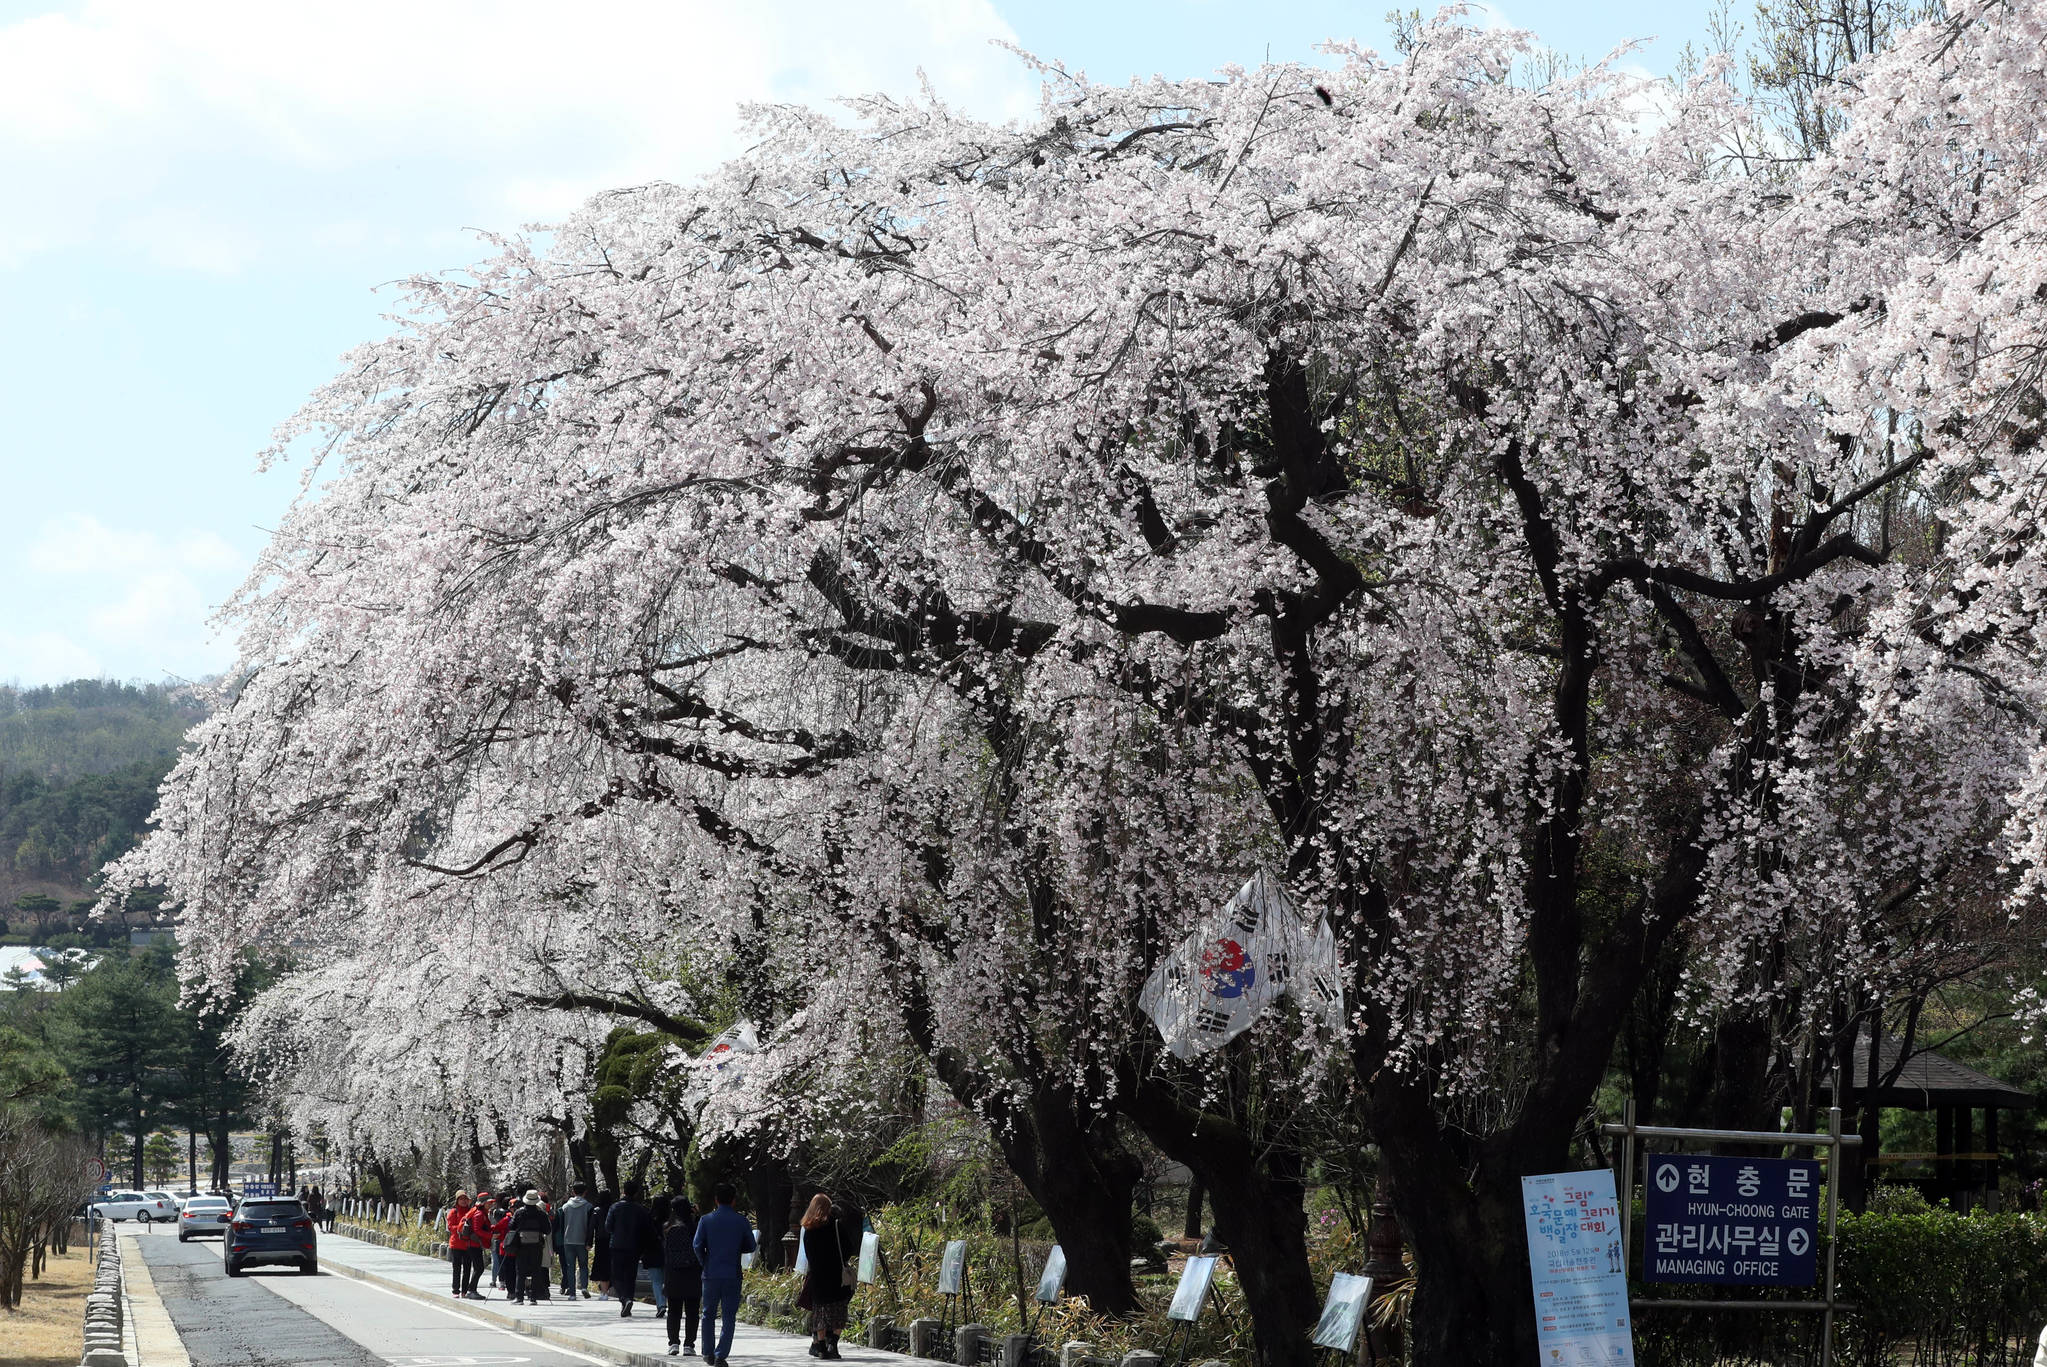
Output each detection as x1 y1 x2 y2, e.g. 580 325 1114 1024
0 680 205 782
0 681 207 911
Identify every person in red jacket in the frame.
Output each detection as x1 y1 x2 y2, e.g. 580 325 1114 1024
446 1192 484 1300
463 1197 497 1299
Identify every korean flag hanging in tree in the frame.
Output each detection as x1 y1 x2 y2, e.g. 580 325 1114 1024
699 1019 759 1084
1138 870 1343 1059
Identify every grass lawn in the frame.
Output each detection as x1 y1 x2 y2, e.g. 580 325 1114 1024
0 1243 92 1367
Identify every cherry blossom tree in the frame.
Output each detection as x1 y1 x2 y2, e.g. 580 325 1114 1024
113 3 2047 1361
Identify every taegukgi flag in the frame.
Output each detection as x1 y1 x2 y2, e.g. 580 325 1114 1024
1138 870 1344 1059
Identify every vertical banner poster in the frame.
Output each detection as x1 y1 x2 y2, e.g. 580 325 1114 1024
1167 1255 1219 1323
858 1231 880 1285
1521 1170 1634 1366
1642 1154 1820 1286
1036 1245 1068 1304
1310 1273 1376 1353
938 1239 968 1295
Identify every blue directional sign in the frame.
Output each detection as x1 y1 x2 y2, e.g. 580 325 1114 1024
1643 1154 1820 1286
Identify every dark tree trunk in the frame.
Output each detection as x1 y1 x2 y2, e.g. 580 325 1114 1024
467 1119 493 1189
1374 1096 1546 1367
210 1118 233 1189
370 1159 399 1203
907 999 1143 1315
1703 1014 1779 1134
1125 1077 1317 1367
1622 936 1687 1123
1183 1178 1205 1241
567 1128 596 1190
744 1157 792 1270
988 1098 1142 1316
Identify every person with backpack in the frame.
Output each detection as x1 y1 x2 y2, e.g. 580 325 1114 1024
693 1183 756 1367
508 1190 553 1305
663 1196 703 1357
606 1182 656 1318
445 1192 479 1298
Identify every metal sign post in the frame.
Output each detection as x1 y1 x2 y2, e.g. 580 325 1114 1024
1603 1102 1860 1367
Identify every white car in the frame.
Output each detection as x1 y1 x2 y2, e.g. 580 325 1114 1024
90 1190 177 1223
178 1195 234 1242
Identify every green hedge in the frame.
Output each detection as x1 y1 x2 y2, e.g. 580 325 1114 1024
1835 1211 2047 1367
1636 1211 2047 1367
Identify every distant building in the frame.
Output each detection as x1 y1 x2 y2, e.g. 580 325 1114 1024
128 927 174 949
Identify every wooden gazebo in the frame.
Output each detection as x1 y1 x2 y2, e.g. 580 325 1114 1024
1820 1030 2035 1209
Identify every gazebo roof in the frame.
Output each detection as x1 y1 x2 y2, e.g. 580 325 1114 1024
1819 1031 2035 1111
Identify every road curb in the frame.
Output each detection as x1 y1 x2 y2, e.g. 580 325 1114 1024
314 1252 678 1367
117 1231 193 1367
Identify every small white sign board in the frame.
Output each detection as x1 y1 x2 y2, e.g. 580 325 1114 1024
1035 1246 1067 1304
1167 1255 1219 1323
1310 1273 1375 1353
937 1239 967 1295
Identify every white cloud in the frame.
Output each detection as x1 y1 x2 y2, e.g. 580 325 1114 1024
0 629 103 685
0 0 1038 272
6 515 245 683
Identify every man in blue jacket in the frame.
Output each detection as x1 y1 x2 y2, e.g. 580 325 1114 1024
692 1183 756 1366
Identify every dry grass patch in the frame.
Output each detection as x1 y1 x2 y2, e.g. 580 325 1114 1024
0 1244 92 1367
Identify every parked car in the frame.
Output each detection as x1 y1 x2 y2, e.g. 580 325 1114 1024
89 1191 177 1223
178 1195 233 1242
224 1197 318 1276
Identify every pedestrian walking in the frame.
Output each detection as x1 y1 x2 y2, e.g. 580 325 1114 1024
508 1189 552 1305
799 1195 854 1360
445 1192 478 1298
460 1196 494 1298
531 1189 555 1303
663 1196 703 1358
592 1189 615 1298
487 1196 514 1291
606 1181 656 1318
693 1182 756 1367
646 1194 671 1315
558 1182 594 1298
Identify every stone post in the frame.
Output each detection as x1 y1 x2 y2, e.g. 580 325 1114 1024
868 1315 895 1351
1001 1332 1032 1367
909 1317 944 1359
956 1323 991 1366
1060 1344 1096 1367
1119 1353 1161 1367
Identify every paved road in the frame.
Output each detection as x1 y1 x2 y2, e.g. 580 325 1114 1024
132 1225 608 1367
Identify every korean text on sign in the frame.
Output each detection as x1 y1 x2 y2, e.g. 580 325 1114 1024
1643 1154 1820 1287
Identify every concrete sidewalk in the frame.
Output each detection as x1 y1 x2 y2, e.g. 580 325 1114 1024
316 1232 907 1367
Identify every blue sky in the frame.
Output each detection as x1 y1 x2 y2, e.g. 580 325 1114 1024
0 0 1719 686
